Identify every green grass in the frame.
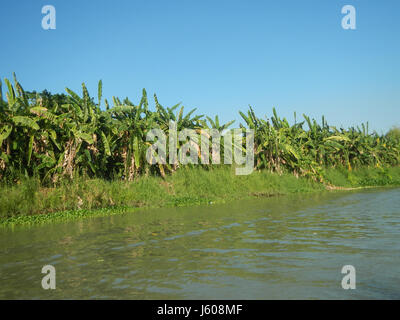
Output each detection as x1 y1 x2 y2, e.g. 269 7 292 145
1 166 400 227
323 166 400 187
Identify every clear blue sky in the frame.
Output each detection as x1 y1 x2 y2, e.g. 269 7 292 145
1 0 399 133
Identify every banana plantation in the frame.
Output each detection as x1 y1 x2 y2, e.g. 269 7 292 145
1 74 399 185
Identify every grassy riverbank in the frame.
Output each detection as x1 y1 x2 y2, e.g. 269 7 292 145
1 166 400 227
1 76 400 226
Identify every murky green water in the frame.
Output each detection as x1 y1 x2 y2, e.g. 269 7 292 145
1 188 399 299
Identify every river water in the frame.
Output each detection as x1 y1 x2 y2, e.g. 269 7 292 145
0 188 399 299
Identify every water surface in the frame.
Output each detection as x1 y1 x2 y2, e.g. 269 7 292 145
1 188 399 299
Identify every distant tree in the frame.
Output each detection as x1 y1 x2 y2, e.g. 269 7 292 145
26 90 68 108
386 126 400 141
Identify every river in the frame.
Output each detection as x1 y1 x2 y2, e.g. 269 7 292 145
0 188 399 299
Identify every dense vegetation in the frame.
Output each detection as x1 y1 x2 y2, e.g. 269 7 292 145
1 73 399 223
1 74 399 186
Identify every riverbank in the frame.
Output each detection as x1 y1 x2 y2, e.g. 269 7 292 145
1 166 400 227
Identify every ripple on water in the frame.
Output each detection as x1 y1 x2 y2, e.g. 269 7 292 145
0 188 399 299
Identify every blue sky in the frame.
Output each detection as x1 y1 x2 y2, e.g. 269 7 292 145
1 0 399 133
